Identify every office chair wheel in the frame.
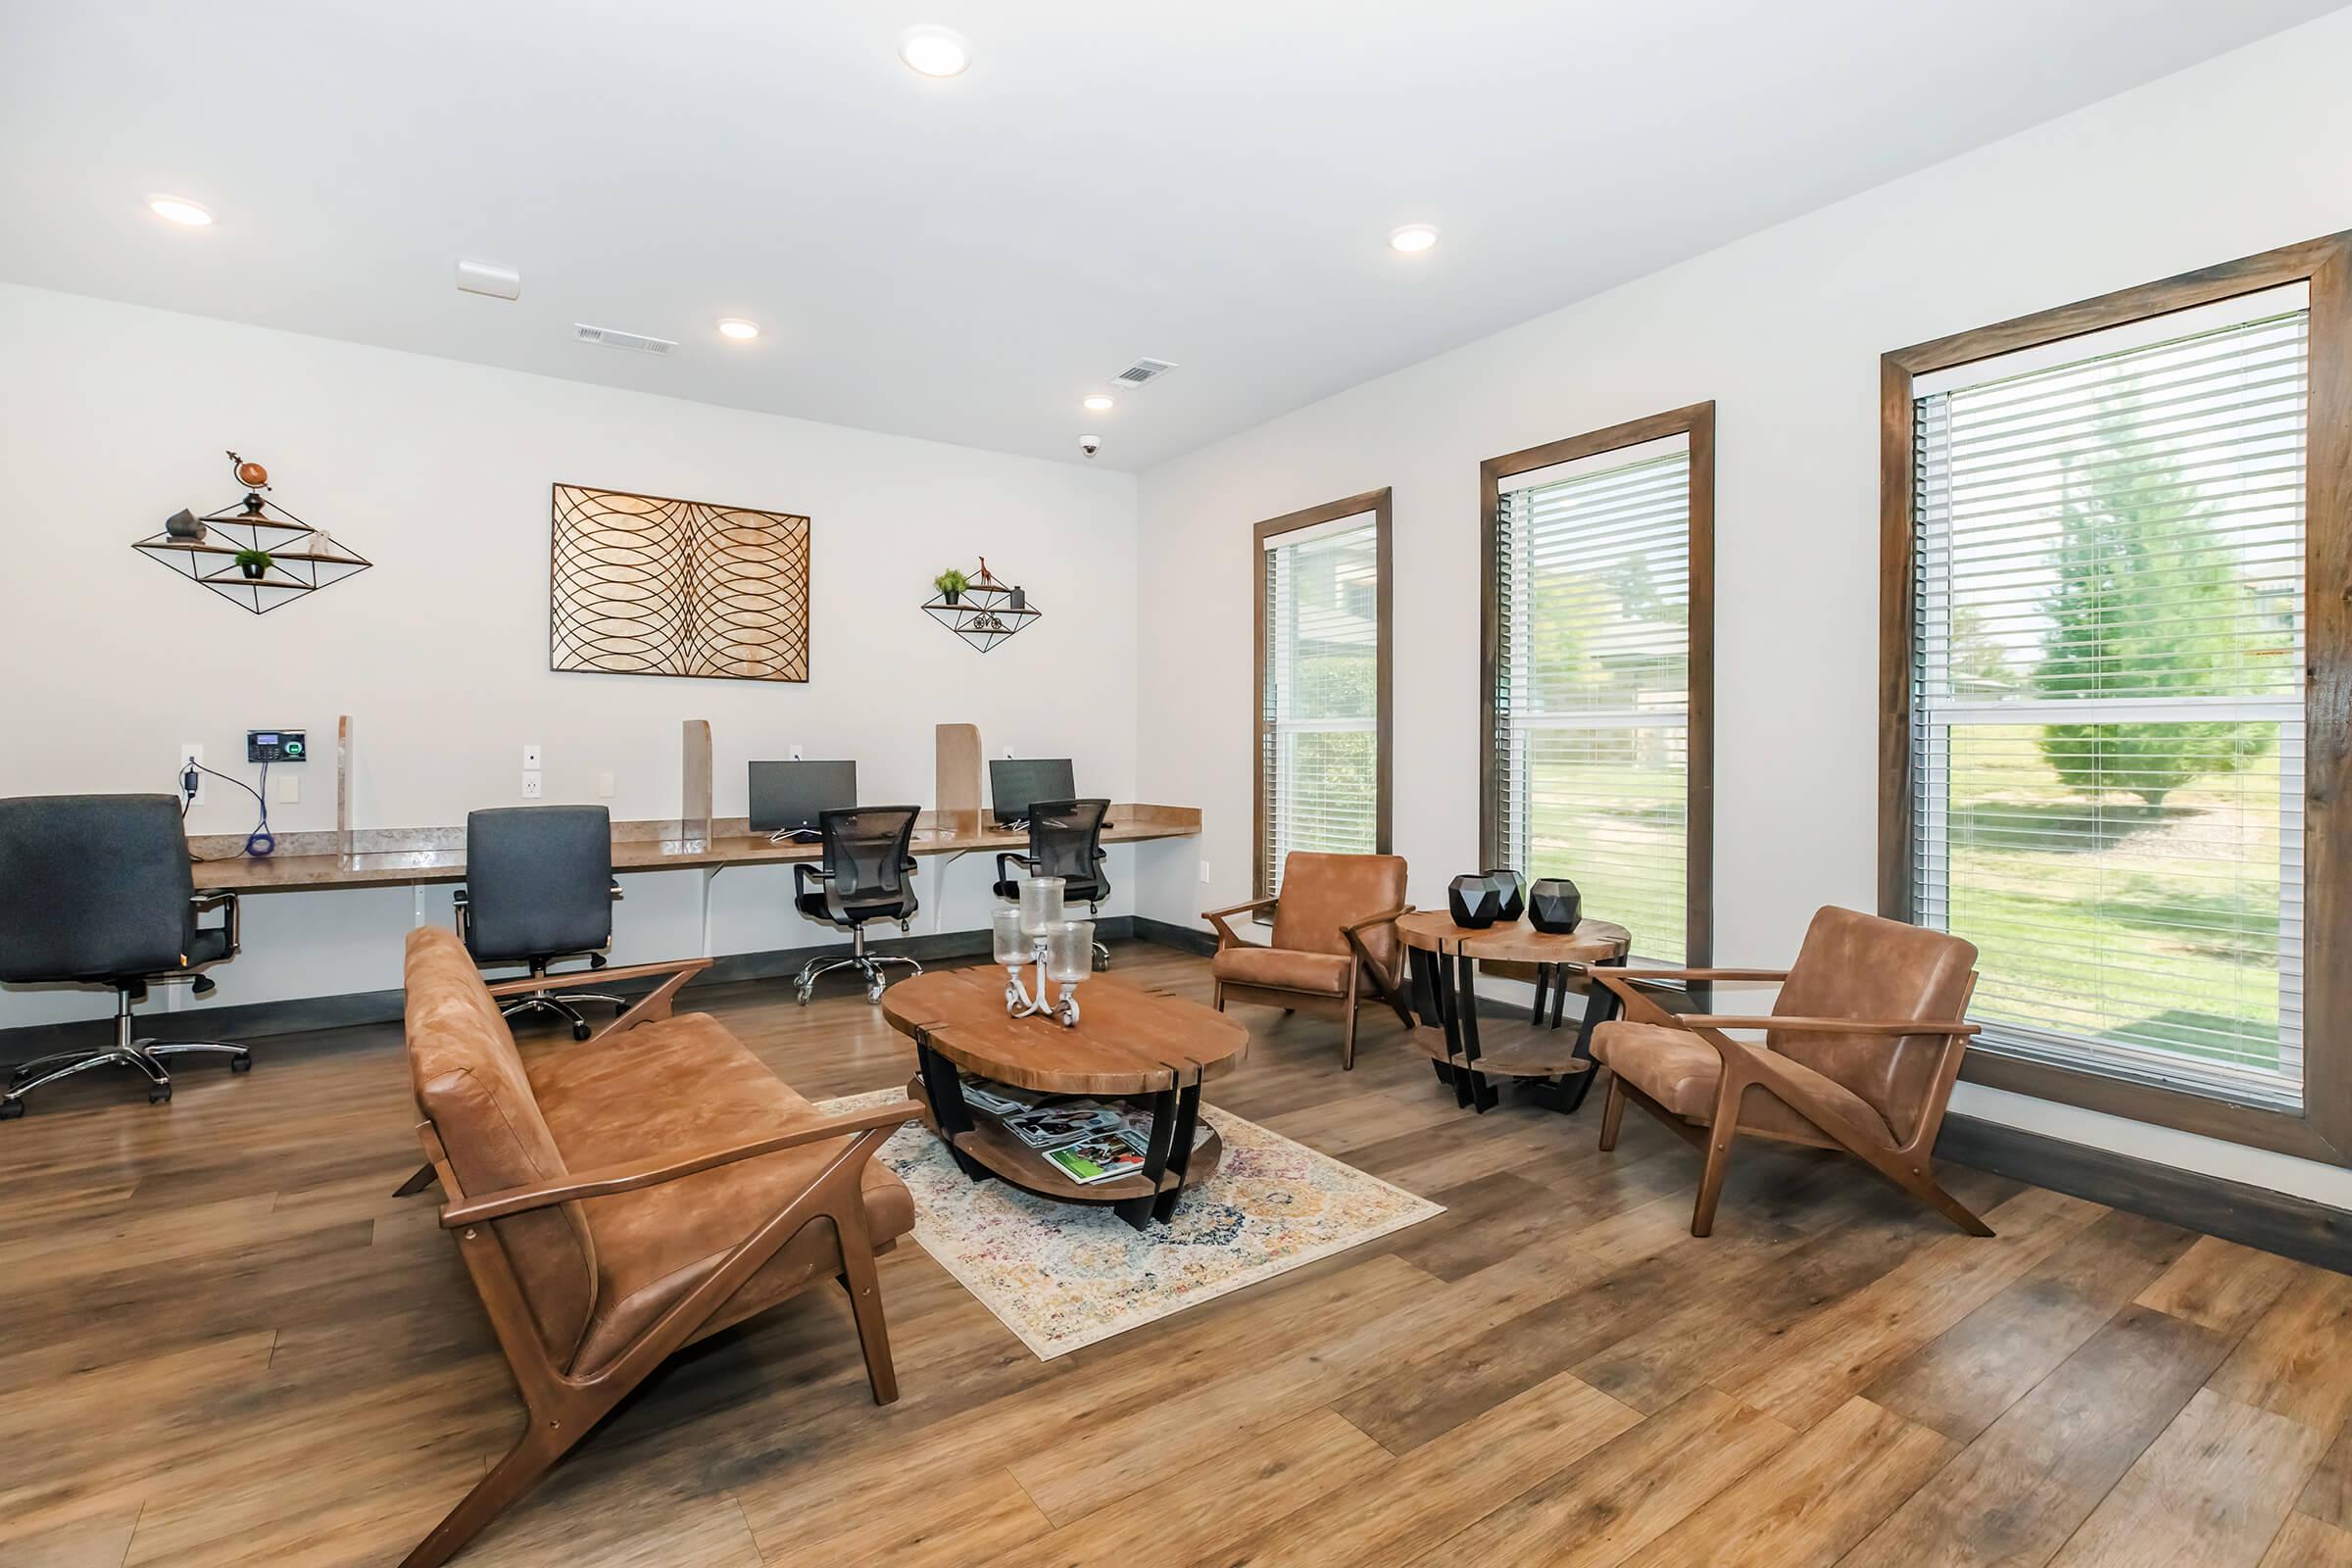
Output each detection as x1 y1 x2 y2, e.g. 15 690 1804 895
865 981 887 1004
571 1020 593 1042
148 1087 172 1105
1093 951 1109 972
0 1099 23 1120
796 983 815 1006
231 1054 253 1073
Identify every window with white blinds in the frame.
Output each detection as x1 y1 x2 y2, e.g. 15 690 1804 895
1494 438 1692 963
1910 287 2308 1111
1260 512 1382 895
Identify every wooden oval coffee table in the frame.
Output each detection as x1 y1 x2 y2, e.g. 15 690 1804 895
881 967 1249 1229
1396 909 1633 1115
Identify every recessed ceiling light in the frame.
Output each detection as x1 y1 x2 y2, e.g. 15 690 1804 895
716 318 761 341
1388 223 1440 254
148 195 213 226
898 24 970 77
1082 394 1115 412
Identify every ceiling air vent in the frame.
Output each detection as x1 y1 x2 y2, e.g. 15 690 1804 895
1113 357 1177 387
574 323 677 357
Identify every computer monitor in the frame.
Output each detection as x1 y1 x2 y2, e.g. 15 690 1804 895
748 760 857 839
989 758 1076 826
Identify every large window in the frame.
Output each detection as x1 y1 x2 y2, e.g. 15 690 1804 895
1483 406 1714 965
1254 489 1391 897
1883 232 2351 1162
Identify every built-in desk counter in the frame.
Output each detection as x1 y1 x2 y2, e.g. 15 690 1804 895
188 805 1202 894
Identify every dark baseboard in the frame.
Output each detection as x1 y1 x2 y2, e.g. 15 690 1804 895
0 915 1175 1064
1132 915 1216 957
1937 1112 2352 1276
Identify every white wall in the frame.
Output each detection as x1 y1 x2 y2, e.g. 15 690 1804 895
0 283 1140 1026
1132 10 2352 1205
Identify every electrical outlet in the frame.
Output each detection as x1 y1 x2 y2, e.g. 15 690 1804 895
521 770 542 799
1199 859 1211 885
273 772 300 805
178 742 206 807
522 743 543 770
597 771 615 798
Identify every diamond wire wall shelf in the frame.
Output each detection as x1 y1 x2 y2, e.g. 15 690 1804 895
922 558 1040 653
132 453 371 615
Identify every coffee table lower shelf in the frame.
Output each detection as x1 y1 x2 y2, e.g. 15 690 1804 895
907 1074 1226 1216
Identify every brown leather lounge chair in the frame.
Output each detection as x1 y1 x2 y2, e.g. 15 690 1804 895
1203 850 1412 1069
396 926 919 1568
1590 906 1986 1238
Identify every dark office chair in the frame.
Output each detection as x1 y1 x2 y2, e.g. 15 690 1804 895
0 794 250 1119
794 806 922 1004
456 806 624 1042
992 797 1113 971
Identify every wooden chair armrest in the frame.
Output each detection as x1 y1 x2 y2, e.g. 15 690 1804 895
483 956 712 1000
441 1100 920 1225
1202 896 1278 950
1612 967 1790 984
1677 1015 1982 1037
1340 905 1413 937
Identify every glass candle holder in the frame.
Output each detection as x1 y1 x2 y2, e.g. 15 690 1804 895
1045 919 1095 985
1018 875 1066 937
991 906 1028 966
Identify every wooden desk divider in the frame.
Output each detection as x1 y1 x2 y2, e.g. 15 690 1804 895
681 719 712 846
335 713 355 863
935 723 983 836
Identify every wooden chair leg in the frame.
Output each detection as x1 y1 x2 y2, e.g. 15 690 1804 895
838 1247 900 1405
399 1415 582 1568
1690 1123 1738 1238
1342 973 1360 1071
1839 1140 1996 1237
1597 1074 1628 1151
392 1162 438 1198
1213 983 1225 1012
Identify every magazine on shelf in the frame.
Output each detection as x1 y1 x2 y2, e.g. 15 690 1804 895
1043 1128 1152 1186
958 1077 1037 1118
1000 1102 1124 1149
1115 1105 1214 1152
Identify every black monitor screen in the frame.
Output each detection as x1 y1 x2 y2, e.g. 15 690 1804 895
749 760 857 834
989 758 1076 825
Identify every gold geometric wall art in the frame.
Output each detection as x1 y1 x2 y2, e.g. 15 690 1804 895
549 483 810 682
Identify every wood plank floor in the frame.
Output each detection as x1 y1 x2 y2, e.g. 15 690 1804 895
3 941 2348 1567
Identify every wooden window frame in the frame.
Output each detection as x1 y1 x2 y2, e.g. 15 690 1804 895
1478 404 1716 968
1880 231 2352 1164
1252 487 1395 902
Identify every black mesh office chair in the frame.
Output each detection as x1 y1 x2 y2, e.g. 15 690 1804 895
456 806 624 1041
0 794 250 1118
794 806 921 1004
992 797 1112 970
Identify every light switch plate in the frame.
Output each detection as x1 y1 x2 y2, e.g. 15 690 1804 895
1199 859 1211 885
274 773 300 805
597 771 615 798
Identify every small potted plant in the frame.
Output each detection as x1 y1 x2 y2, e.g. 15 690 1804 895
233 547 274 581
934 566 970 605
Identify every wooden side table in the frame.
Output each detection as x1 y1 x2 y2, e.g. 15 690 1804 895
1395 910 1633 1114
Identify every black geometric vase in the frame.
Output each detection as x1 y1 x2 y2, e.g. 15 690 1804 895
1528 877 1583 934
1447 868 1526 929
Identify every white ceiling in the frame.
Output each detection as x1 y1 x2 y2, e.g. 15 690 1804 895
2 1 2338 470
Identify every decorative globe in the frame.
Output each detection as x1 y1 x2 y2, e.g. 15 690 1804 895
1447 868 1525 929
1528 877 1583 934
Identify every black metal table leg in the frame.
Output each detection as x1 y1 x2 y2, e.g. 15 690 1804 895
1530 963 1550 1024
1550 964 1571 1029
1453 951 1498 1113
1150 1079 1202 1224
1410 947 1457 1091
916 1033 993 1182
1116 1083 1182 1229
1553 955 1625 1114
1429 947 1475 1106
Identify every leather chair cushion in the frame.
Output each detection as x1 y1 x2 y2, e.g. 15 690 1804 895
1770 907 1976 1145
1592 1020 1895 1148
1268 853 1408 978
1210 944 1352 997
404 927 597 1367
523 1012 915 1375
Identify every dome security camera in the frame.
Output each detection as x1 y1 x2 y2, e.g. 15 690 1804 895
1079 433 1102 458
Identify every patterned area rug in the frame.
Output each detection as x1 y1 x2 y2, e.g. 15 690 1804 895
818 1089 1444 1359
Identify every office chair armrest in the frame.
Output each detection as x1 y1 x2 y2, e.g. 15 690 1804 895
190 889 241 957
610 879 624 902
793 862 833 901
482 955 712 1000
438 1100 921 1225
1201 896 1278 950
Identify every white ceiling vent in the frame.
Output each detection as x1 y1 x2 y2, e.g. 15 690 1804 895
1112 357 1178 387
574 323 677 356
